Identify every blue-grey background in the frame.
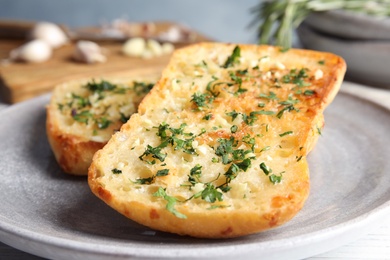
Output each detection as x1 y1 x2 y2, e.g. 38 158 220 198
0 0 260 43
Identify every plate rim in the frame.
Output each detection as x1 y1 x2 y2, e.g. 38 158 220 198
1 81 390 259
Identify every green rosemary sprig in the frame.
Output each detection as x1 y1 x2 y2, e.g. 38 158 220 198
251 0 390 48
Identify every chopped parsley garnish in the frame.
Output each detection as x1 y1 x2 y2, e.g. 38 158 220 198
191 92 213 110
156 169 170 177
71 93 90 108
111 168 122 174
230 125 238 133
133 169 170 184
279 95 299 106
228 71 247 95
317 125 322 135
304 90 315 96
153 187 187 219
139 144 167 164
282 68 311 87
140 123 204 164
259 91 279 100
260 162 272 175
260 146 270 152
60 79 154 134
72 110 92 124
206 76 220 98
202 113 213 120
207 205 230 210
96 117 111 129
269 173 283 184
86 80 117 93
260 163 284 184
134 176 155 185
276 105 300 119
133 81 154 96
279 131 293 137
188 164 202 185
222 45 241 68
202 183 223 203
226 110 240 121
119 112 130 123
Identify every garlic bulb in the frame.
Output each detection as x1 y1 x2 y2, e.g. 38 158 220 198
73 40 107 64
30 22 68 48
9 39 52 63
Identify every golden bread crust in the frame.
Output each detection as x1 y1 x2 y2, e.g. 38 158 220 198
88 42 346 237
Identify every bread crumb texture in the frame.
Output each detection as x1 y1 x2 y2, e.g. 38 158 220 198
88 42 346 238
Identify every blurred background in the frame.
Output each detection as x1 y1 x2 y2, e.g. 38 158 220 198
0 0 259 43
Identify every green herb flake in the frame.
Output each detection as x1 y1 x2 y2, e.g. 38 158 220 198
134 176 155 185
260 162 272 175
86 80 117 93
317 125 322 135
276 105 299 119
259 91 278 100
120 112 130 123
156 169 169 177
111 168 122 174
304 90 315 96
191 92 210 110
203 113 213 120
230 125 238 133
269 172 284 184
96 117 111 129
226 110 240 121
153 187 187 219
139 144 167 163
279 131 293 137
188 164 202 185
207 204 230 210
222 45 241 68
201 184 223 203
133 81 154 96
260 146 270 152
72 110 92 124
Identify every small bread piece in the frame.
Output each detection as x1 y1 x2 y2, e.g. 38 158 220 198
47 77 157 175
88 43 346 238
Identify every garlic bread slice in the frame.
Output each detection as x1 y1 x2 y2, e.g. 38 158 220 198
88 43 346 238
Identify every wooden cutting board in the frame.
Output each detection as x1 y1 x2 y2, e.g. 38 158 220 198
0 21 210 104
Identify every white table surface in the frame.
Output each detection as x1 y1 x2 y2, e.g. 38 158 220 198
0 82 389 259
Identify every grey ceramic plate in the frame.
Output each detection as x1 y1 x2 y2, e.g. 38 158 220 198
1 82 390 260
297 23 390 89
305 10 390 40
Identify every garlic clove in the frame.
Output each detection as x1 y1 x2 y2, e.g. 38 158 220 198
30 22 68 49
146 39 163 56
161 42 175 55
9 39 52 63
73 40 107 64
122 37 146 57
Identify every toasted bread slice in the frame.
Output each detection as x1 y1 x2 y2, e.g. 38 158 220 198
88 43 346 238
46 77 157 175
